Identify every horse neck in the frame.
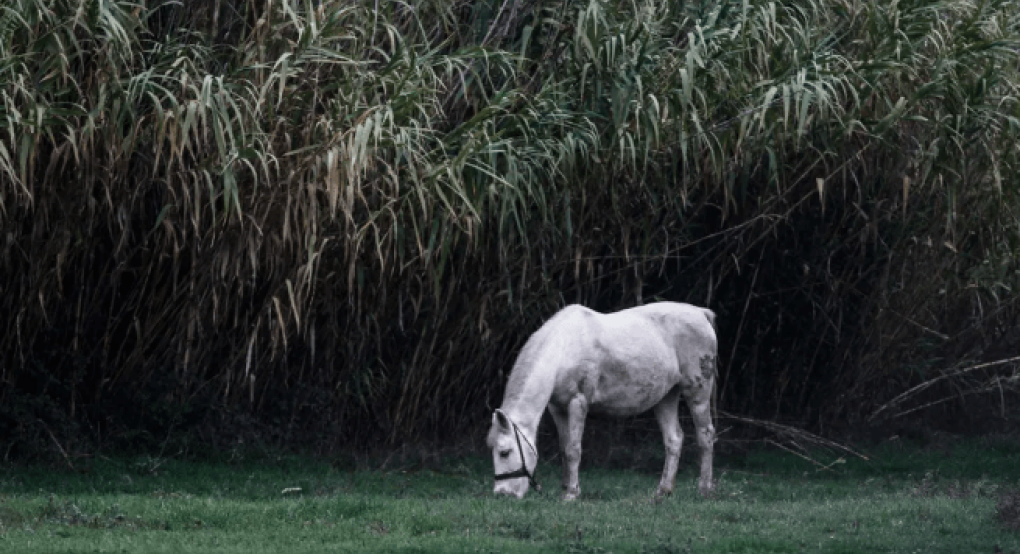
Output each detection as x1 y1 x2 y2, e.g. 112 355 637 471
501 367 555 441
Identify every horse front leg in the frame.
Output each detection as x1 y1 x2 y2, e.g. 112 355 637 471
547 404 572 496
555 395 588 501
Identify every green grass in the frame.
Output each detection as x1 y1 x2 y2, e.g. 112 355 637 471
1 439 1019 553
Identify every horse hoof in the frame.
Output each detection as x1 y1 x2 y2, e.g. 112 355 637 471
560 490 580 501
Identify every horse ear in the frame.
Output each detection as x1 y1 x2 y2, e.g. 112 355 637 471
493 409 510 431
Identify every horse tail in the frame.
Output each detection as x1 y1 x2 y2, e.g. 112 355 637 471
710 366 719 433
703 308 719 431
702 308 717 332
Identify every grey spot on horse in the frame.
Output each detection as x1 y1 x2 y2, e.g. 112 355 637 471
699 354 716 379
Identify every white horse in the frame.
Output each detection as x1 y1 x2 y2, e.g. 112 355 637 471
487 302 717 500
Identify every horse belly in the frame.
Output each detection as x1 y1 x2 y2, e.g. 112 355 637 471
588 338 679 416
590 379 675 415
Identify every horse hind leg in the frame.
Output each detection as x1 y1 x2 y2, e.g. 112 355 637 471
652 386 683 500
683 374 716 498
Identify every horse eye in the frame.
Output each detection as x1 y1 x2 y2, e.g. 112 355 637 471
499 449 511 458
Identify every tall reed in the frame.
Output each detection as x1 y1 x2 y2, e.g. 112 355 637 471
1 0 1018 454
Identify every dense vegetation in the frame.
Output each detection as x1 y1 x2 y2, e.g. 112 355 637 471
2 0 1019 457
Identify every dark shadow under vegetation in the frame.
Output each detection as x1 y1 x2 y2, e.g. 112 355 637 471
1 0 1019 460
999 489 1020 532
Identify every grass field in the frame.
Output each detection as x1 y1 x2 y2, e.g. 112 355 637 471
1 437 1019 553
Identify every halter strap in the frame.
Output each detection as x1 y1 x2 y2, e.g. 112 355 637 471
493 410 541 492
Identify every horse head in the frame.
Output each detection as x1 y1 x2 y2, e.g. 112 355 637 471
487 409 540 498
